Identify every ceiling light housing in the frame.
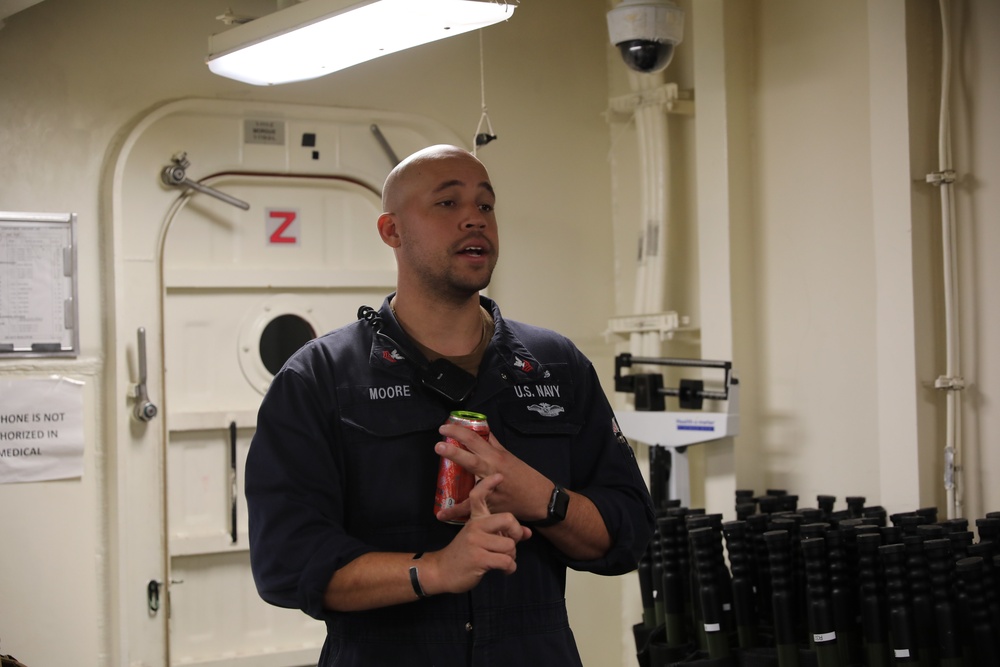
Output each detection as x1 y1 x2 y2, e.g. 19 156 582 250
207 0 516 86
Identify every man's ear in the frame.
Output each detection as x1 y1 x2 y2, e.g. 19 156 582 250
377 212 401 248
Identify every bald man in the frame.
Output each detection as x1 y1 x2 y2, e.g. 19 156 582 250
246 145 654 666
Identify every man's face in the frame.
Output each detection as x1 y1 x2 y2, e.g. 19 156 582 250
388 151 500 301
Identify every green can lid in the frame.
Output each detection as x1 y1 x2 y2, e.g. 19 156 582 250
450 410 487 421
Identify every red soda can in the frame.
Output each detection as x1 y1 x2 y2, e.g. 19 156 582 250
434 410 489 523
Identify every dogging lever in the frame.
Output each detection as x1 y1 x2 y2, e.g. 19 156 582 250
132 327 158 422
161 152 250 210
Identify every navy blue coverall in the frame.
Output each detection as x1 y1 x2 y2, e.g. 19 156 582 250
246 295 654 666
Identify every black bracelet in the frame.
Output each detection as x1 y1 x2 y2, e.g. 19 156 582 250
409 565 428 599
409 552 427 598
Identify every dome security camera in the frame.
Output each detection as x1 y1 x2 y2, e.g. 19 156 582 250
607 0 684 74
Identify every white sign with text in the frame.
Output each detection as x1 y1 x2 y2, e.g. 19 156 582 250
0 376 85 483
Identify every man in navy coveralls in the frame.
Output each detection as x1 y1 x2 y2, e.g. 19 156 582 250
246 144 654 666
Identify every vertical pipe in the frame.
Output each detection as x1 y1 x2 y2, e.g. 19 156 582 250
936 0 967 521
627 70 670 359
629 74 650 358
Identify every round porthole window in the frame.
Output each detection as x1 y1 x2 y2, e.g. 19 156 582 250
259 314 316 375
238 294 322 396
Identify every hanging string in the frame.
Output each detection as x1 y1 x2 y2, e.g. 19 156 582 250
473 29 497 155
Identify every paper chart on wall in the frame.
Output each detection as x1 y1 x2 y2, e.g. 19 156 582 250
0 376 85 484
0 212 79 357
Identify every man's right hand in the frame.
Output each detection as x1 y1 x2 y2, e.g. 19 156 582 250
323 474 532 611
420 473 533 595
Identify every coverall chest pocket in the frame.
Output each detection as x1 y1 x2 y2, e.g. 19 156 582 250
337 393 449 534
338 393 446 443
496 377 582 482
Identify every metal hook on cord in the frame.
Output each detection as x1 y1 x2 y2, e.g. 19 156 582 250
474 111 497 151
473 30 498 155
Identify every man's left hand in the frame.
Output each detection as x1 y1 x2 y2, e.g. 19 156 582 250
434 422 553 524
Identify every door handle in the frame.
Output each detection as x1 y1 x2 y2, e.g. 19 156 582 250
161 152 250 210
133 327 158 422
147 578 184 616
229 421 238 544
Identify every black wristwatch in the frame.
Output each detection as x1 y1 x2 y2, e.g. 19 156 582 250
525 485 569 527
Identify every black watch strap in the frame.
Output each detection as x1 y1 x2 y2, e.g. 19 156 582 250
525 485 569 527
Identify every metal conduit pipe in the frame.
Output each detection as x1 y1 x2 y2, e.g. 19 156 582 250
628 69 672 360
644 89 669 355
931 0 970 521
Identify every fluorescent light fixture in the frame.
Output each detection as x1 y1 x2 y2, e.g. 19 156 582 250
207 0 516 86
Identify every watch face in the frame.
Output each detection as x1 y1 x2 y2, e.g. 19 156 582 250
526 486 569 527
550 485 569 521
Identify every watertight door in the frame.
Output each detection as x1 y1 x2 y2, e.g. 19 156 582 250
161 173 392 665
107 99 463 667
